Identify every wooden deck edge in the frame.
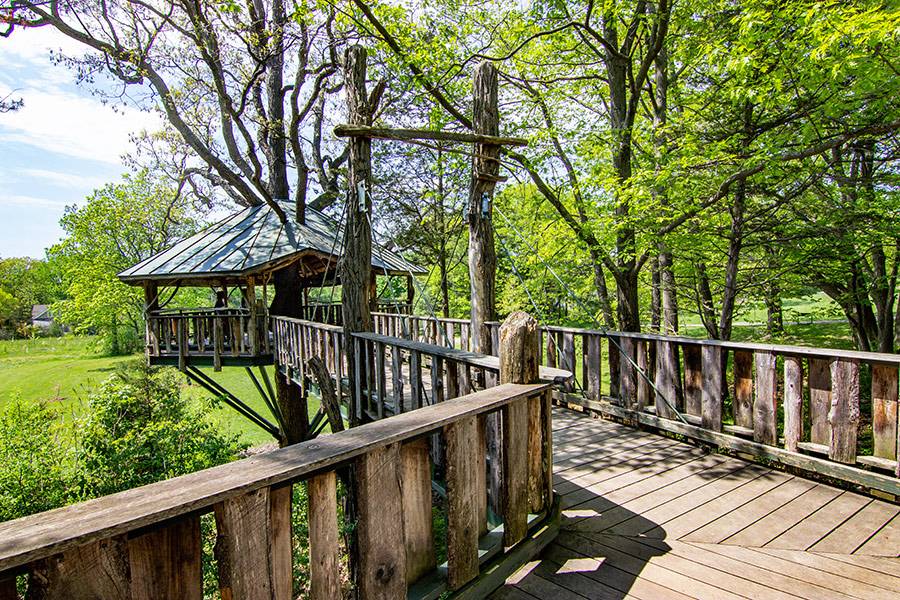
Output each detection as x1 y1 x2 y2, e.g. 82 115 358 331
449 496 561 600
561 395 900 501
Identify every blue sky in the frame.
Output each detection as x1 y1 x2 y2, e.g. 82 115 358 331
0 28 160 259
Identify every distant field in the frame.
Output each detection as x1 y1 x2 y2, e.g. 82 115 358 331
0 336 280 446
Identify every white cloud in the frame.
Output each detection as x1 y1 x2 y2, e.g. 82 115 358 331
1 194 75 210
19 167 109 190
0 26 161 165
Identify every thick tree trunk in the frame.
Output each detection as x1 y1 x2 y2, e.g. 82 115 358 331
270 264 308 445
658 247 679 334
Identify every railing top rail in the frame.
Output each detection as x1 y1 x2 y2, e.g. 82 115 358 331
352 331 573 384
149 307 252 317
273 316 343 333
371 311 470 325
0 382 548 573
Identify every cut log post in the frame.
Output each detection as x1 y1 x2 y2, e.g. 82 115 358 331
871 364 898 461
654 339 677 419
784 356 804 453
733 350 754 429
701 345 723 432
355 443 406 598
308 473 341 600
340 45 376 428
499 311 540 545
586 334 602 401
829 359 860 464
307 356 344 433
636 340 651 411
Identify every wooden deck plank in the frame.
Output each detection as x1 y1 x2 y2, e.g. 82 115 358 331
723 484 842 547
682 541 892 600
608 465 782 538
680 478 816 544
809 501 899 554
855 512 900 557
554 532 750 600
765 491 872 551
814 552 900 579
759 547 900 593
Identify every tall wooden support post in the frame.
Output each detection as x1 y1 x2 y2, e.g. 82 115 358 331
468 61 502 515
340 45 381 428
499 311 541 547
406 273 415 311
143 281 158 359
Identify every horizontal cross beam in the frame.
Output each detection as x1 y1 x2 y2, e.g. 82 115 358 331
333 125 528 147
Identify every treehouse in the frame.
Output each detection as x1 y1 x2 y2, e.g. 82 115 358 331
118 200 426 371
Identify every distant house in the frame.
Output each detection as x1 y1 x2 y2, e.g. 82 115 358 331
31 304 55 330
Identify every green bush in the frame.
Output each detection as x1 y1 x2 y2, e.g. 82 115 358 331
0 398 74 521
76 361 245 497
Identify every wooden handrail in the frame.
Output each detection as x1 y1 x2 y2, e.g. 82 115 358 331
0 382 552 589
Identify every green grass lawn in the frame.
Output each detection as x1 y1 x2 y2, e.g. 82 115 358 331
0 336 284 446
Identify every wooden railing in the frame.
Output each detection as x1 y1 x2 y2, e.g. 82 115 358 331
300 300 412 325
146 308 270 370
0 382 555 599
274 317 570 421
369 312 900 496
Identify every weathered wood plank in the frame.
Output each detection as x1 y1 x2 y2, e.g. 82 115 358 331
619 337 637 408
636 340 651 411
733 350 754 429
783 356 803 453
654 339 676 419
444 416 480 589
356 443 406 598
829 359 860 464
400 439 435 583
0 576 14 600
586 334 602 401
701 345 722 432
682 345 702 417
214 484 292 600
753 351 778 445
28 536 130 600
808 358 832 445
308 473 340 600
871 364 898 461
129 515 201 600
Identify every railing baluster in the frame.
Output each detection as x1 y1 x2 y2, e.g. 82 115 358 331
683 344 703 417
701 346 723 432
733 350 754 429
400 439 435 584
829 359 860 463
654 339 676 418
375 342 386 419
871 364 898 463
130 515 202 600
753 351 778 445
619 337 636 408
636 340 650 411
308 473 340 599
444 415 480 589
784 356 804 452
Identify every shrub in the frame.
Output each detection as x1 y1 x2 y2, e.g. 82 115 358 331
76 360 245 497
0 398 74 521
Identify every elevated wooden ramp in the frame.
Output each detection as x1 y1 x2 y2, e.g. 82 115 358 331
494 409 900 599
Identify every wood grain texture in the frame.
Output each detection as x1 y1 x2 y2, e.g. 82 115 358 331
733 350 754 429
586 334 602 401
636 340 651 411
654 339 676 419
308 472 340 600
701 345 722 432
445 416 481 589
400 439 435 584
619 337 637 408
0 576 14 600
871 363 898 461
129 515 201 600
503 398 529 547
356 443 406 599
829 359 860 464
214 485 291 600
682 345 703 417
28 536 130 600
808 358 832 445
783 356 803 453
753 352 778 445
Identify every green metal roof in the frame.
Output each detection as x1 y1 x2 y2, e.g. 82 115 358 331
118 202 426 284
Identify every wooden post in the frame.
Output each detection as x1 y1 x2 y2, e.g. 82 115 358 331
246 277 258 356
733 350 754 429
701 345 723 432
753 351 778 445
309 473 341 600
784 356 804 453
829 359 860 463
340 45 379 428
499 311 540 545
871 364 898 461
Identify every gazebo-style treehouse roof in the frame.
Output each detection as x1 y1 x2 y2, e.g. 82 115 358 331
119 201 426 372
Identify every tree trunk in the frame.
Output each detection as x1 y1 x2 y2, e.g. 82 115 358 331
270 263 308 445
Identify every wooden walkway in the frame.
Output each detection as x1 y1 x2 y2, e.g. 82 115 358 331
493 409 900 600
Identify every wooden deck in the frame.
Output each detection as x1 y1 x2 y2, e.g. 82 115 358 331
494 408 900 600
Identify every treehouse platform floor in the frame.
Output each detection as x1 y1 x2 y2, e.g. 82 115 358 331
494 408 900 600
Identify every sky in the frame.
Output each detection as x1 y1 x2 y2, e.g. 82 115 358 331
0 27 161 259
